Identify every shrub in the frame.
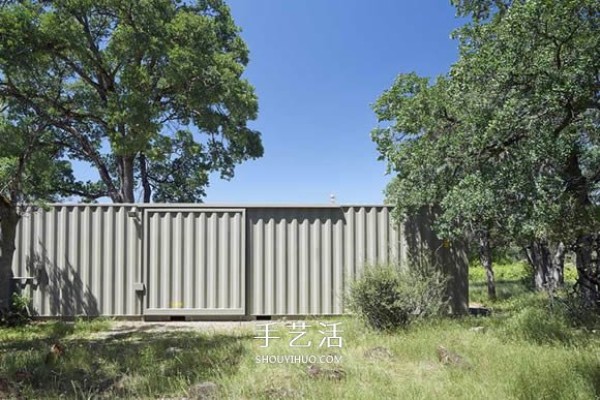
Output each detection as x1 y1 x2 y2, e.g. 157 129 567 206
0 293 33 327
346 263 449 331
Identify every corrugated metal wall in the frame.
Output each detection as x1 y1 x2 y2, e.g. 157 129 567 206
246 206 402 315
10 204 467 317
11 205 141 317
144 209 245 316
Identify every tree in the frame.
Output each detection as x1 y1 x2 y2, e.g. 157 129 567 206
373 0 600 303
450 0 600 304
0 0 262 203
0 104 78 312
372 73 508 300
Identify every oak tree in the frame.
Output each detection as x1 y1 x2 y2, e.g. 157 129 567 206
0 0 263 203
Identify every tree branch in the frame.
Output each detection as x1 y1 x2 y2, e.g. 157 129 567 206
54 122 121 202
57 186 108 200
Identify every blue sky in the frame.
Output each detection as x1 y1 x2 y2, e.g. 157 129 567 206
202 0 465 204
70 1 465 204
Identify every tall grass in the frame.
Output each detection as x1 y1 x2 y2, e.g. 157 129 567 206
220 316 600 399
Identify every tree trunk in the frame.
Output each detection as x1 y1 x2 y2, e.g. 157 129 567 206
562 150 598 306
574 234 599 309
551 242 565 288
525 240 565 292
120 155 136 203
478 230 496 300
139 153 152 203
0 200 20 312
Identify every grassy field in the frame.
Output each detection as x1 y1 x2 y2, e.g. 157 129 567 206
1 262 599 399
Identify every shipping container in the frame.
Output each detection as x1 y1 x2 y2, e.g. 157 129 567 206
10 204 468 318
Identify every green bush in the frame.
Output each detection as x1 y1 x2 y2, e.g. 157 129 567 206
346 264 449 331
0 293 33 327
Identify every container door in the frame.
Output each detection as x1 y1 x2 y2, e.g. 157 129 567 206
144 208 245 316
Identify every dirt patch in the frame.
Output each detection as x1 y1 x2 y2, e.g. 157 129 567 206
91 321 257 340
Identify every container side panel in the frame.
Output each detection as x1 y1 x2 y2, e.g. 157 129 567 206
11 205 141 317
247 207 398 316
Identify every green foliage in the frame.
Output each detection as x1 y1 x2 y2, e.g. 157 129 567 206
347 265 408 330
0 112 79 202
146 130 211 202
373 0 600 255
0 293 32 327
347 264 449 331
0 0 263 202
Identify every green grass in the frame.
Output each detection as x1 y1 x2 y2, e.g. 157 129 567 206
0 319 250 399
1 262 598 399
220 315 600 400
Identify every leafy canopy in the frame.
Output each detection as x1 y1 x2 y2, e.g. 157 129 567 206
373 0 600 248
0 0 263 202
0 105 77 205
